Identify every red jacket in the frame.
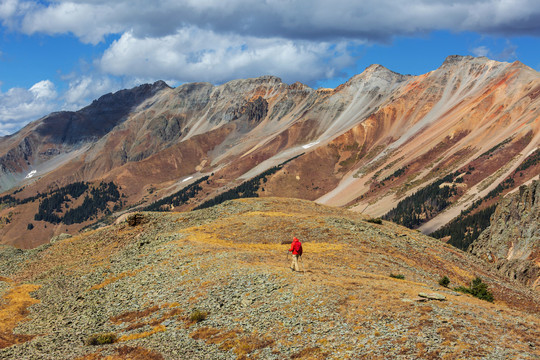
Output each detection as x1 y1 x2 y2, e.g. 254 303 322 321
289 237 302 255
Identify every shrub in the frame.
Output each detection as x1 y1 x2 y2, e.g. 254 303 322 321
454 285 470 294
27 223 34 230
469 277 494 302
439 276 450 287
367 218 383 224
454 277 494 302
189 309 208 323
389 274 405 280
85 332 117 346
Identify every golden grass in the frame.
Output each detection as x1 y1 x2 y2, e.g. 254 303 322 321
448 264 474 283
75 346 164 360
90 268 144 290
241 211 295 218
176 227 343 253
233 333 274 357
127 308 182 331
190 326 220 340
110 305 161 324
118 324 166 342
15 226 134 283
0 283 40 348
0 284 40 332
111 303 181 337
190 326 275 355
190 326 243 350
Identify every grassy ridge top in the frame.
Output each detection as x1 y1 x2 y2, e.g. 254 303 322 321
0 197 538 359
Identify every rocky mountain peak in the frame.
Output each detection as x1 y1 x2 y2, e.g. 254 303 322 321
438 55 503 72
32 81 171 145
365 63 391 73
223 75 283 88
442 54 482 66
151 80 172 90
288 81 312 91
344 63 409 90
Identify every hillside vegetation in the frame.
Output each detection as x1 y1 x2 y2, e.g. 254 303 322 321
0 198 538 359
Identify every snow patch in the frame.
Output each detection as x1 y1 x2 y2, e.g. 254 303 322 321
25 170 37 179
302 141 319 149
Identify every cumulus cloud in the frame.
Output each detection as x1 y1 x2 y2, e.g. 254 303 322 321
5 0 540 42
0 1 538 86
471 46 490 57
470 40 518 62
496 41 518 61
100 29 356 84
62 75 119 110
0 80 58 136
0 0 17 19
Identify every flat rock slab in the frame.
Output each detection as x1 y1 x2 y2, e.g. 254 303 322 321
418 292 446 301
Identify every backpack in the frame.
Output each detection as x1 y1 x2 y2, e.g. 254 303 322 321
295 242 303 256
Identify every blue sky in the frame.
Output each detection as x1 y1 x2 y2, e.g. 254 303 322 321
0 0 539 136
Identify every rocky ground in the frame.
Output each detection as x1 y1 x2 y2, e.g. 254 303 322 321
470 180 539 289
0 197 538 359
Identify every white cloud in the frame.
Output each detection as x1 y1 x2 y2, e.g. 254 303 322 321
472 46 490 57
62 75 119 110
5 1 540 42
0 0 538 87
29 80 57 100
471 40 519 62
20 1 125 44
0 76 134 136
496 41 517 61
100 28 356 84
0 0 18 19
1 0 536 86
0 80 58 136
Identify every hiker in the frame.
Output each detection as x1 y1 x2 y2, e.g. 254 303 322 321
289 236 303 271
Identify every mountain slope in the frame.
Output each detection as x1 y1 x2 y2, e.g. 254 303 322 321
0 55 539 248
469 180 540 288
0 198 538 359
0 81 170 191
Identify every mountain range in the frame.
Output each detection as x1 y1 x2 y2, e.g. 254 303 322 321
0 55 538 249
0 55 539 359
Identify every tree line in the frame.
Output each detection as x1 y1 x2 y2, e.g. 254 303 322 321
144 176 209 211
33 181 121 224
194 154 304 210
382 172 460 228
431 204 496 250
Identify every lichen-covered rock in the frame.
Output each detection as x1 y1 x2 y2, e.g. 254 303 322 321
49 233 72 244
127 213 146 227
418 292 446 301
469 180 539 289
